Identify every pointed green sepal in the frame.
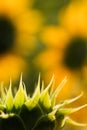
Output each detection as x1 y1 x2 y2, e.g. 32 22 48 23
25 75 40 110
51 77 67 107
54 92 83 109
65 116 87 127
13 76 27 109
5 81 13 111
39 76 54 112
0 83 7 103
58 104 87 115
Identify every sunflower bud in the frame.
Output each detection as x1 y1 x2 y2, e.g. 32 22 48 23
0 75 87 130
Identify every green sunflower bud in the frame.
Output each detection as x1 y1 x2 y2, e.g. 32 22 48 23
0 75 87 130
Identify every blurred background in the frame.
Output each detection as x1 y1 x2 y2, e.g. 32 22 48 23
0 0 87 129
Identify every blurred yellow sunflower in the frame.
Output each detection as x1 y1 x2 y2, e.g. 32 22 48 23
33 1 87 123
59 0 87 37
34 0 87 96
0 0 43 84
34 25 87 99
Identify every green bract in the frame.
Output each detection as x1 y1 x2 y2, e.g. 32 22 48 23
0 75 87 130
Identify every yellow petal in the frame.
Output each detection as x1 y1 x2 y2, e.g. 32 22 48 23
0 0 28 17
34 49 63 70
0 54 26 84
40 26 70 49
59 1 87 37
17 10 43 34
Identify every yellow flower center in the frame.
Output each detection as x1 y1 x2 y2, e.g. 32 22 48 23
63 37 87 70
0 16 16 54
